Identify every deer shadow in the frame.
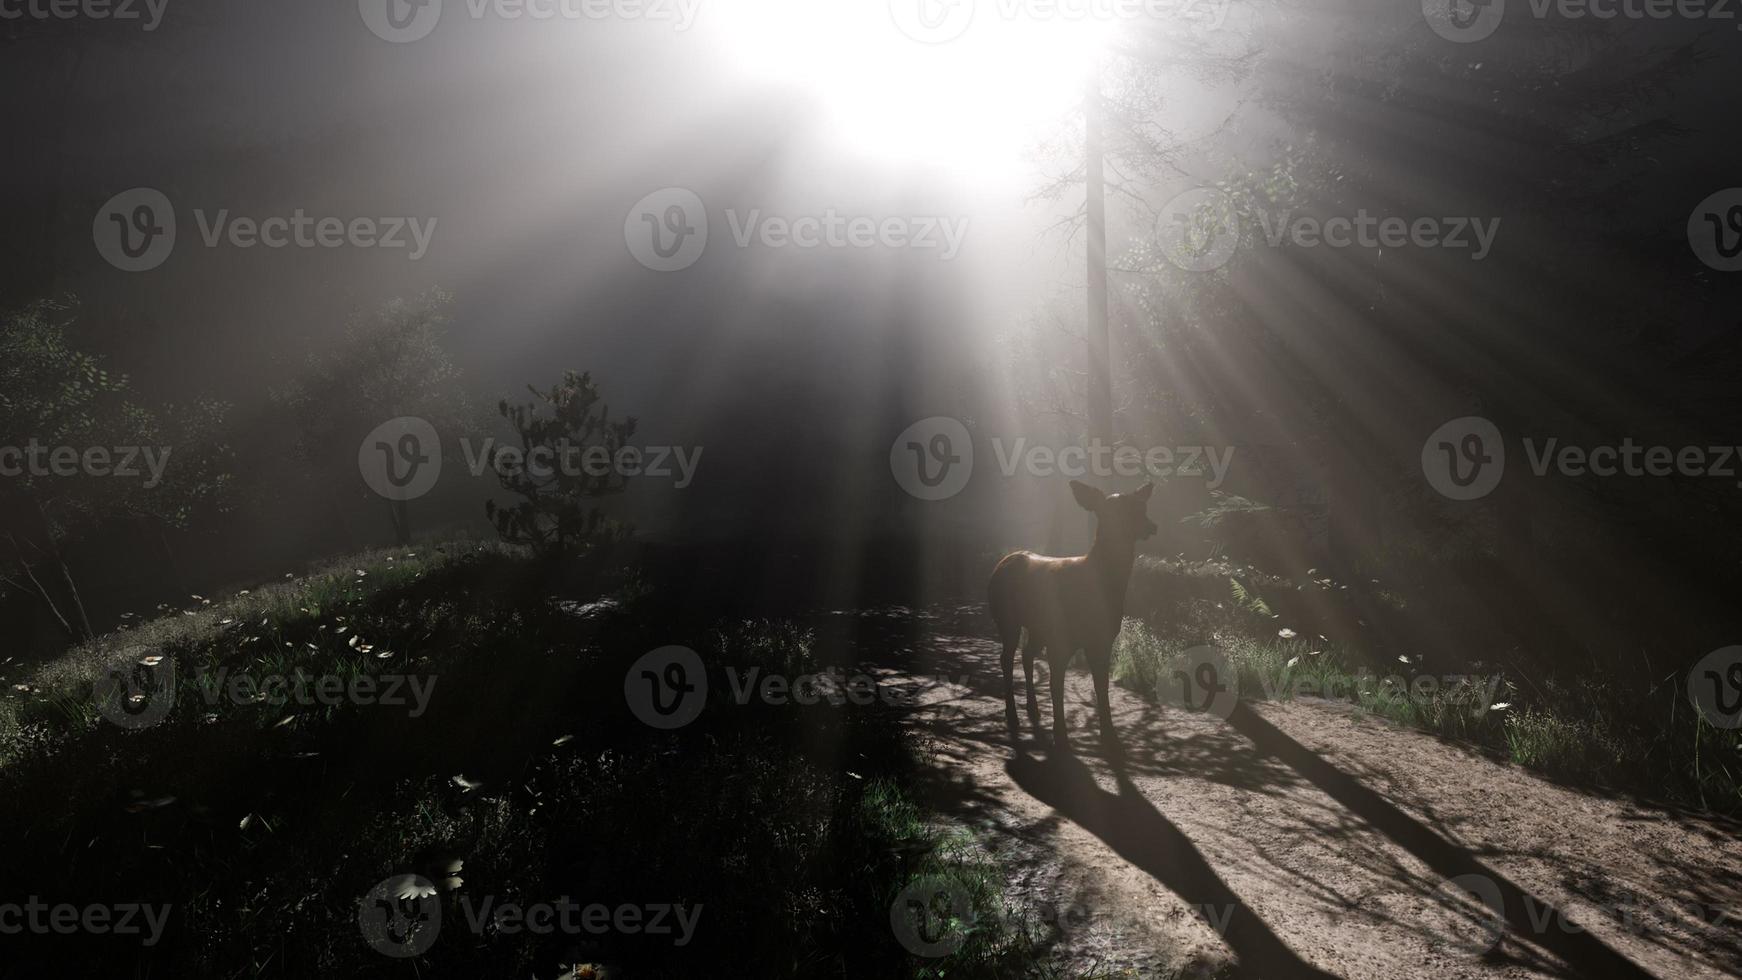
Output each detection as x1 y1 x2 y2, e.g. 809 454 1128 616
1006 746 1341 979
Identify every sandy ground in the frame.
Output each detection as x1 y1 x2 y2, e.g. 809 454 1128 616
852 605 1742 979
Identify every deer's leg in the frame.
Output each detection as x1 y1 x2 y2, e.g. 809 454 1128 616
1089 646 1121 757
1049 651 1070 751
1022 633 1042 727
999 630 1019 731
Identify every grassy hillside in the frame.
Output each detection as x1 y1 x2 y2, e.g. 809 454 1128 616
0 542 1024 978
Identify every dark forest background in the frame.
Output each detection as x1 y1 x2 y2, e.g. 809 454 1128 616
4 0 1742 693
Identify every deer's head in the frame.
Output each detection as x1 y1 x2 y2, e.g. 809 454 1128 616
1070 480 1157 543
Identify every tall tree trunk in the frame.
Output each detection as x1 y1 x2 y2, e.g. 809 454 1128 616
1083 74 1113 449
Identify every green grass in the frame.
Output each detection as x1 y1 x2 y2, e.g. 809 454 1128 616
0 543 1032 978
1115 562 1742 816
1503 706 1625 775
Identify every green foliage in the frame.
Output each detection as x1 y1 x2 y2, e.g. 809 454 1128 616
1228 576 1272 617
0 299 127 440
0 299 234 639
1505 708 1625 776
275 289 471 454
486 370 635 554
1117 562 1742 815
1182 492 1270 530
715 618 817 675
273 289 473 544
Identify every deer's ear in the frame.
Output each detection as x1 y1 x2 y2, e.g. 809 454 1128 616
1132 482 1155 502
1069 480 1105 512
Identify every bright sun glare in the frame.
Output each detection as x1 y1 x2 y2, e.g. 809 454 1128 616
710 1 1110 177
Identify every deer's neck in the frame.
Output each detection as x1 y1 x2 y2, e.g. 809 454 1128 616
1085 534 1136 599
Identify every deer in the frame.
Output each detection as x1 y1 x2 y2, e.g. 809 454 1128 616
989 480 1156 752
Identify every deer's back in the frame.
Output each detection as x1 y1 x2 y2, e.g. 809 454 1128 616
989 550 1122 648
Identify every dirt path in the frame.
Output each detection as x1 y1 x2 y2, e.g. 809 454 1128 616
859 605 1742 979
